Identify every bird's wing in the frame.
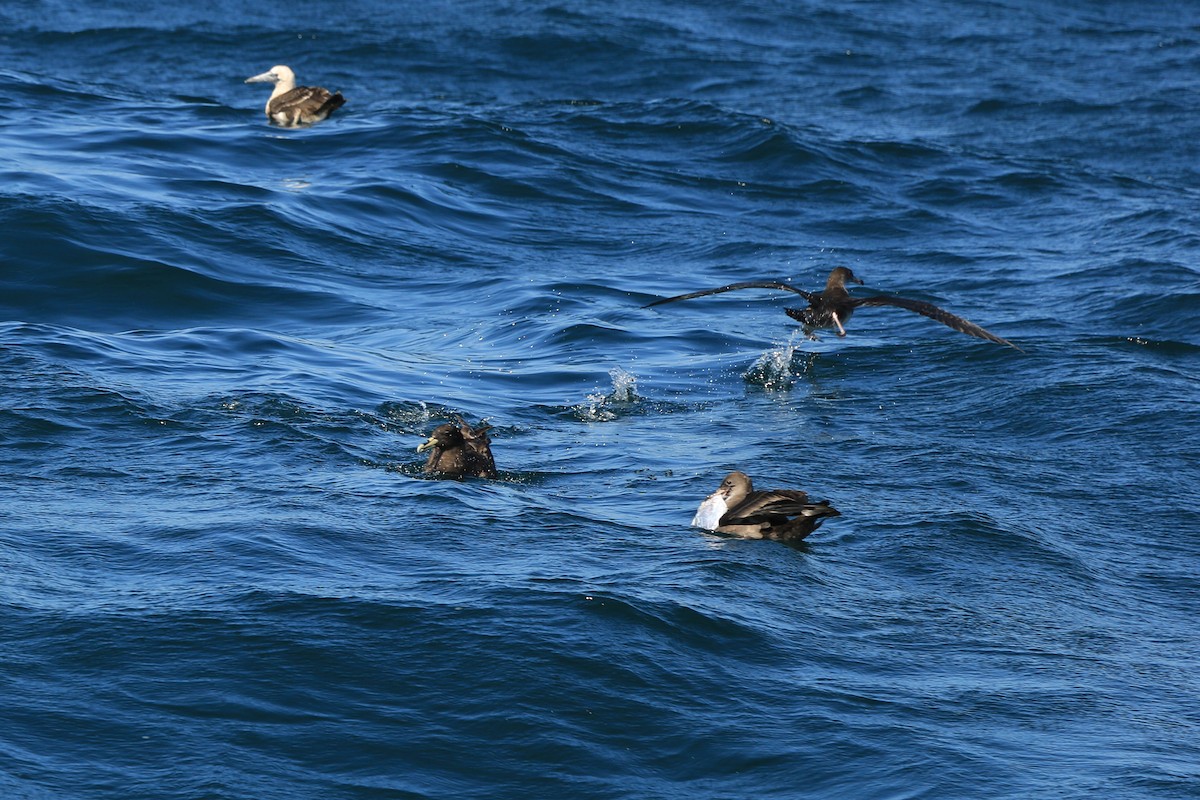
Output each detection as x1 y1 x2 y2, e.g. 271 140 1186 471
459 422 497 478
852 295 1022 350
645 281 817 307
271 86 334 111
721 490 813 525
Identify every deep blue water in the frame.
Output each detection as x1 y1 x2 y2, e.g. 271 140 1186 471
3 1 1200 798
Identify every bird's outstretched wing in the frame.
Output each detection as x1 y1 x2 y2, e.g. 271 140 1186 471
852 295 1022 350
645 281 817 307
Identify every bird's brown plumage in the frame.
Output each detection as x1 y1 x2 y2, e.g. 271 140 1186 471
647 266 1021 350
267 86 345 126
416 418 497 479
693 471 839 543
244 65 345 127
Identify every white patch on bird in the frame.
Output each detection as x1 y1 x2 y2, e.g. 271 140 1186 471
691 493 727 530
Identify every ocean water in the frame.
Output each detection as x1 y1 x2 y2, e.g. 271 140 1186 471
2 1 1200 798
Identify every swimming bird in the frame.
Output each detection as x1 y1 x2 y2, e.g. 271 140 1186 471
692 471 840 543
244 65 345 127
647 266 1021 349
417 418 497 479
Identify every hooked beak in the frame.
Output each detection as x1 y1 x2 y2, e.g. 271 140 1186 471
416 436 439 454
245 70 277 84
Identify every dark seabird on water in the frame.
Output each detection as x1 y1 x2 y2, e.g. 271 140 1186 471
417 418 497 479
244 65 345 126
692 471 840 543
648 266 1021 350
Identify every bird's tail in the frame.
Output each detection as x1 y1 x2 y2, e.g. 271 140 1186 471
806 502 840 519
318 93 346 115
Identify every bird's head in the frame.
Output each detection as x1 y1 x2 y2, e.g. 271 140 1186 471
245 65 295 85
417 423 463 453
828 266 864 287
718 471 752 500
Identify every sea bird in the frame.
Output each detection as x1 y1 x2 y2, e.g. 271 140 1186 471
692 471 840 542
647 266 1021 349
417 418 497 479
244 65 345 126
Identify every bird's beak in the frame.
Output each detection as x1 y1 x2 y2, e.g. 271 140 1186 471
416 436 439 453
851 274 865 285
245 71 275 84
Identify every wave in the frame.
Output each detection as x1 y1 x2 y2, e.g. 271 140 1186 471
3 4 1200 798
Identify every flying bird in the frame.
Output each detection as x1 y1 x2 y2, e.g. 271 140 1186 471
244 65 345 127
691 471 840 543
647 266 1021 350
417 418 497 479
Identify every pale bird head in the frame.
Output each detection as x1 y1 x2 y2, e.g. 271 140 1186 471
245 65 295 85
717 471 752 500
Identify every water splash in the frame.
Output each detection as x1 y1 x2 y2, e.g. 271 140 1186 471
742 332 814 390
607 366 639 402
376 399 436 432
575 367 640 422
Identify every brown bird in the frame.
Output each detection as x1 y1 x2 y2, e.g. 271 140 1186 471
691 471 840 543
647 266 1020 349
244 65 345 127
416 418 497 479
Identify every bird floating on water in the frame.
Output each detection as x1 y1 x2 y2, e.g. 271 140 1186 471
692 471 840 542
244 65 345 127
417 418 497 479
647 266 1021 350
